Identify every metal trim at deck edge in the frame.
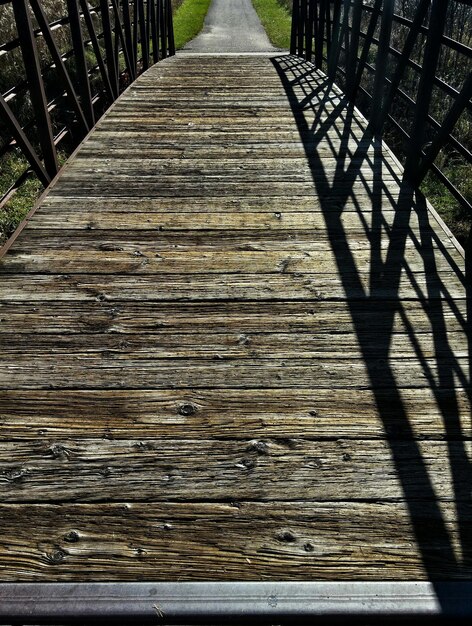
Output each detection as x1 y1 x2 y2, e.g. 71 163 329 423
0 582 472 621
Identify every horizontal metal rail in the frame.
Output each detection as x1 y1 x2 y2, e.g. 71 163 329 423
291 0 472 220
0 582 472 622
0 0 175 212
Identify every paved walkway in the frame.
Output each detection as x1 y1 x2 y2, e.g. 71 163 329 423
183 0 277 53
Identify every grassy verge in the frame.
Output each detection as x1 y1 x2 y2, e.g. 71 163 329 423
251 0 292 49
173 0 213 50
0 153 43 244
0 150 69 245
421 169 471 247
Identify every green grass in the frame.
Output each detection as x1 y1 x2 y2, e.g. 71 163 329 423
173 0 213 50
251 0 292 49
0 150 69 245
0 152 43 244
421 167 471 247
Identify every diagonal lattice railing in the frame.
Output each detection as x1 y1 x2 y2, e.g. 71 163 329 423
291 0 472 231
0 0 174 215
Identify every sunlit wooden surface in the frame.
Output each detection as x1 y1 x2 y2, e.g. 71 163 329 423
0 54 470 581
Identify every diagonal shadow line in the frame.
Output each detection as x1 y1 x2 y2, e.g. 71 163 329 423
271 54 471 588
415 201 472 566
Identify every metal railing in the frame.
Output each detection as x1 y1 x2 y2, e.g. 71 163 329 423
0 0 174 212
291 0 472 222
0 581 472 623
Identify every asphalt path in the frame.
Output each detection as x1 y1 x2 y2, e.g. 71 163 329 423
183 0 277 53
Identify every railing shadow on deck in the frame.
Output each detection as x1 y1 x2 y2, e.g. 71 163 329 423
272 53 471 594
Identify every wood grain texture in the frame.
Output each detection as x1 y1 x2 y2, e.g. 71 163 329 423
0 355 469 390
1 501 471 581
1 248 463 274
0 437 471 502
0 301 466 334
0 388 468 440
0 273 466 302
0 53 469 582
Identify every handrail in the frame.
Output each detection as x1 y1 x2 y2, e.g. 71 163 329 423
0 0 175 212
291 0 472 219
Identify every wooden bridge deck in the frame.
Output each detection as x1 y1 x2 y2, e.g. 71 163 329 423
0 53 470 581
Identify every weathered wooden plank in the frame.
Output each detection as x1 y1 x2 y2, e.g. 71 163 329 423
0 301 465 335
2 248 463 275
0 331 467 360
77 129 373 143
45 182 408 200
0 356 468 390
66 156 402 176
0 52 468 584
13 229 460 253
76 143 398 161
0 438 470 502
127 78 331 90
0 272 466 302
102 99 343 111
0 387 469 440
37 192 448 215
88 119 371 136
22 210 453 232
9 236 460 270
81 135 388 150
0 501 470 581
58 168 402 183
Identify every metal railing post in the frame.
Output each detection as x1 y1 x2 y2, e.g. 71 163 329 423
12 0 58 178
291 0 300 55
0 93 51 185
30 0 90 137
167 0 175 56
327 0 344 81
345 0 363 101
369 0 395 134
375 0 431 136
79 0 116 103
67 0 95 127
138 0 149 69
122 0 137 78
314 0 326 70
159 0 167 59
100 0 120 99
403 0 449 183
